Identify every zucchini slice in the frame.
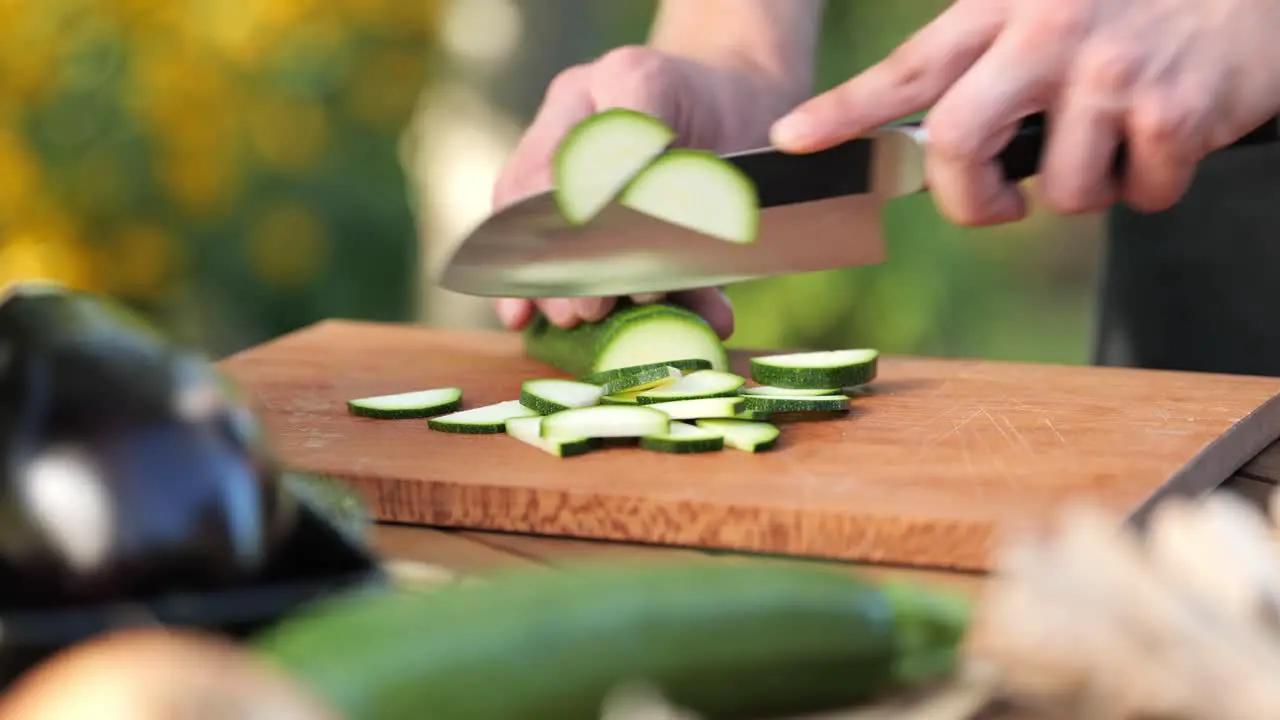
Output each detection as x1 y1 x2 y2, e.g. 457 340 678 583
581 358 711 386
619 148 761 244
644 397 744 420
750 349 879 389
346 388 462 419
696 418 782 453
552 108 677 226
741 395 851 414
519 379 605 414
639 422 724 454
740 385 840 397
540 405 670 439
505 416 597 458
635 370 746 404
600 389 645 405
590 365 683 396
427 400 539 434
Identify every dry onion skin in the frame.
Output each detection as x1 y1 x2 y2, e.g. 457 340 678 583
966 491 1280 720
0 627 340 720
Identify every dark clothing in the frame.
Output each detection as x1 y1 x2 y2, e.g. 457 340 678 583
1094 142 1280 377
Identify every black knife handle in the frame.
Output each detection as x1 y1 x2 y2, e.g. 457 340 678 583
995 111 1280 182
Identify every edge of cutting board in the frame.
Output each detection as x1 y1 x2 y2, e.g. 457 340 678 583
1128 389 1280 526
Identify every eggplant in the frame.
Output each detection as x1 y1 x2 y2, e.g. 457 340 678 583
0 282 297 602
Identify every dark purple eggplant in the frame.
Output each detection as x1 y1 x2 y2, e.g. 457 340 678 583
0 282 296 602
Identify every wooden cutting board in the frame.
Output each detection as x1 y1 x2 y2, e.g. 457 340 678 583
220 319 1280 572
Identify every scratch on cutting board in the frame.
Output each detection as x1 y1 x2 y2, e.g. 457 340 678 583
932 408 982 443
1042 417 1068 446
982 407 1033 456
289 413 345 449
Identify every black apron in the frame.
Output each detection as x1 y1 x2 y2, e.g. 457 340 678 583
1094 143 1280 377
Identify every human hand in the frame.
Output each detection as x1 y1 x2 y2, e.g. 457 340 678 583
770 0 1280 226
490 46 800 340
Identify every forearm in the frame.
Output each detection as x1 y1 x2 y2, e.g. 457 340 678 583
648 0 824 94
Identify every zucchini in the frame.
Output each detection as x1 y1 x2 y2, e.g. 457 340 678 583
696 419 781 453
519 379 605 415
523 301 729 378
427 400 539 434
581 358 711 386
645 397 744 420
552 108 676 226
540 405 669 439
750 350 879 390
741 385 840 397
254 561 969 720
505 416 597 458
591 365 683 396
600 390 644 405
347 388 462 419
634 370 746 404
742 395 851 414
639 422 724 454
619 148 761 245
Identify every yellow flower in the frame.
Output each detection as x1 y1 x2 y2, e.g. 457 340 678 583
0 124 45 225
246 94 330 173
107 223 177 298
0 229 97 294
244 202 330 288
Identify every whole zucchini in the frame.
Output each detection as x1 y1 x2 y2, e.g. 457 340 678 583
255 561 969 720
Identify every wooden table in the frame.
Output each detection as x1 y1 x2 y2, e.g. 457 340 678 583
371 436 1280 594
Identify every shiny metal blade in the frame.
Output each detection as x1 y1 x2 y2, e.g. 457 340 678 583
437 192 887 298
437 127 927 298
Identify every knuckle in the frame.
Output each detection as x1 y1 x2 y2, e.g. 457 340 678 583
1022 3 1089 47
922 112 983 161
1076 40 1143 95
546 64 590 97
1130 92 1206 154
879 43 929 92
594 45 666 82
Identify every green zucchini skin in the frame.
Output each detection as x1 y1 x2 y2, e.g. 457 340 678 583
523 301 728 379
255 562 968 720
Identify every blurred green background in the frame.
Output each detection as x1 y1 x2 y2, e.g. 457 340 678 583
0 0 1103 363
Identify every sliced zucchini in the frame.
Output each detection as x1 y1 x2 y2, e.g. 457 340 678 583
519 379 605 414
620 149 761 244
581 358 712 386
639 422 724 454
552 108 676 225
750 349 879 389
505 416 597 458
740 385 840 397
590 365 683 396
741 394 851 413
696 419 781 453
734 410 771 421
524 302 729 378
645 397 744 420
600 389 644 405
346 387 462 419
427 400 539 434
540 405 670 440
635 370 746 404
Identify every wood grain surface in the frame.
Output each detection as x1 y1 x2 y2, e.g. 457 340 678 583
222 319 1280 572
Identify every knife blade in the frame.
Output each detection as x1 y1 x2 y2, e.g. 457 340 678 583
438 113 1279 299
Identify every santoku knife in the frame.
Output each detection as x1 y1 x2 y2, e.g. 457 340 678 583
438 113 1279 299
